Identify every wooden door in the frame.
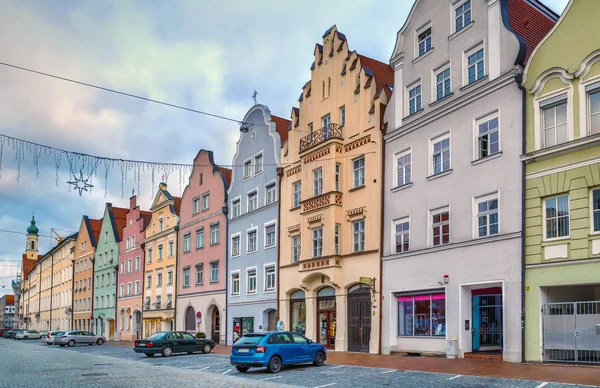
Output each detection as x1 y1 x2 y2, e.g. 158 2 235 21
348 292 371 352
109 320 115 340
267 310 277 331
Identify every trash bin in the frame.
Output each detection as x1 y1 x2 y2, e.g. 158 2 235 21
446 339 457 359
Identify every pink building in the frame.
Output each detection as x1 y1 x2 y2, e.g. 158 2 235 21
116 196 151 341
176 150 231 344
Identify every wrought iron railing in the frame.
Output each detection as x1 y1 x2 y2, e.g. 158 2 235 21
299 123 343 153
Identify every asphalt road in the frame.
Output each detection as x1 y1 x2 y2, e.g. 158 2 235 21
0 339 597 388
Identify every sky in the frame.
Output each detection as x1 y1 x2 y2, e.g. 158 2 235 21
0 0 569 295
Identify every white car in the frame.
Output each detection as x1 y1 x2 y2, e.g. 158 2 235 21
45 330 64 345
15 330 42 340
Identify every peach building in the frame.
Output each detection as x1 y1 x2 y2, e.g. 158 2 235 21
278 26 393 353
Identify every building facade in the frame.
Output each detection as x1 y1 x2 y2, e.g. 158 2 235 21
522 0 600 363
93 203 128 340
143 183 180 336
0 295 15 329
20 217 42 330
381 0 555 362
72 216 102 332
176 151 230 344
278 26 392 354
117 196 151 341
225 106 288 345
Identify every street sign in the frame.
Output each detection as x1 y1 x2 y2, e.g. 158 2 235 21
359 277 372 285
196 311 202 319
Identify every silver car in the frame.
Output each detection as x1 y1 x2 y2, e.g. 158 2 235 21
55 330 106 347
45 330 65 345
15 330 42 340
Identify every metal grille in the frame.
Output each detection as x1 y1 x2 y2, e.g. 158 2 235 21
542 301 600 364
299 123 343 153
476 295 503 351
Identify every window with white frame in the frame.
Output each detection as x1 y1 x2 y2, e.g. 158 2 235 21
339 106 346 126
127 282 132 296
120 261 125 275
455 0 471 32
183 267 190 287
312 228 323 257
243 159 252 179
231 272 240 295
394 218 410 253
210 224 219 245
436 67 451 100
254 153 263 174
353 157 365 188
158 244 163 260
292 235 301 263
587 85 600 134
408 84 422 115
168 241 173 257
147 248 153 263
119 284 124 297
183 234 191 253
135 280 140 294
156 272 162 287
396 150 411 186
265 223 276 247
431 208 450 246
353 220 365 252
265 265 276 291
541 98 568 148
247 268 257 294
477 116 500 158
248 191 258 212
231 234 240 256
477 196 499 237
202 193 210 210
266 183 276 205
592 189 600 232
146 274 152 288
127 259 132 273
210 261 219 283
313 168 323 196
135 256 140 271
417 27 431 56
167 270 173 285
545 195 569 239
293 181 302 207
232 198 241 217
195 264 203 285
158 219 163 232
432 136 450 174
196 228 204 249
467 48 484 84
247 229 257 252
335 163 341 191
192 198 200 214
335 224 341 255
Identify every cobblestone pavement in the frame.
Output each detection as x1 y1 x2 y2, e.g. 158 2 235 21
1 339 598 388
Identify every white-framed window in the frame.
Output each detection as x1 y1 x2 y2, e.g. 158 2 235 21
467 47 484 84
476 195 499 238
587 85 600 135
119 284 124 297
477 116 500 158
353 157 365 188
196 228 204 249
192 198 200 214
126 238 130 250
210 224 220 245
266 183 277 205
431 135 450 174
210 262 219 283
147 248 153 263
339 106 346 126
292 235 301 263
156 272 163 287
183 267 190 287
247 228 258 253
455 0 472 32
265 265 276 291
395 149 411 187
541 97 568 148
183 234 191 253
158 218 163 232
243 159 252 179
435 67 451 100
335 163 341 191
158 244 163 260
127 282 132 296
313 168 323 196
394 218 410 253
417 27 432 57
127 259 132 273
254 153 263 174
120 261 125 275
545 195 569 239
431 207 450 246
247 268 257 294
231 272 240 296
265 223 276 248
135 256 140 272
293 181 302 208
312 228 323 257
195 264 203 285
132 235 136 249
167 270 173 285
231 234 241 257
232 198 241 217
146 274 152 288
353 219 365 252
322 114 331 129
408 83 422 115
335 224 341 255
168 240 174 257
248 190 258 212
135 280 140 295
202 193 210 210
592 188 600 232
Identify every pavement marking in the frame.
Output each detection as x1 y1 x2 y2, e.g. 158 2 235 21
448 375 461 380
329 365 345 369
261 376 282 381
535 383 548 388
381 370 396 374
196 366 211 371
312 384 337 388
221 369 232 375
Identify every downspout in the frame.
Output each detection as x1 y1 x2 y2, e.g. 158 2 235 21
70 259 75 330
173 226 179 332
50 255 55 330
276 167 283 324
38 262 41 330
114 263 119 339
515 72 526 364
223 205 229 346
140 242 146 339
378 117 386 355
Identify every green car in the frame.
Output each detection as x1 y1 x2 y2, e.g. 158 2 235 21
133 331 215 357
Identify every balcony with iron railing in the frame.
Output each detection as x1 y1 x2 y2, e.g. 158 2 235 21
299 123 343 153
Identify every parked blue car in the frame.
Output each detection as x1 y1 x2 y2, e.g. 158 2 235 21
230 331 326 373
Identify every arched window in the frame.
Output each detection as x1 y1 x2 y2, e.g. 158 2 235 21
30 241 35 250
185 307 195 331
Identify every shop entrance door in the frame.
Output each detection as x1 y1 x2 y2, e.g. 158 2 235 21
348 284 371 352
472 293 503 352
316 287 337 349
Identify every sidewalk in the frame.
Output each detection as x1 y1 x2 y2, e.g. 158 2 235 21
110 341 599 386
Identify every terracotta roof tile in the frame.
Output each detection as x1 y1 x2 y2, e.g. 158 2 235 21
4 295 14 304
357 54 394 99
112 207 129 241
507 0 557 64
217 168 232 188
89 218 103 245
271 115 291 145
172 197 182 215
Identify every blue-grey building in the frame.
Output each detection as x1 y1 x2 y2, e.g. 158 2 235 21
226 104 289 345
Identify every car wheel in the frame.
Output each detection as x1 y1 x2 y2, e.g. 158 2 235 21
47 343 52 346
202 343 212 354
59 344 65 347
145 353 154 358
96 338 104 345
161 346 173 357
236 366 250 373
187 352 194 355
23 336 28 340
313 351 325 366
267 356 282 374
67 340 76 347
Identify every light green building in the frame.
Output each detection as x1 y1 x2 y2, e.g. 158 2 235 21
522 0 600 364
92 203 128 340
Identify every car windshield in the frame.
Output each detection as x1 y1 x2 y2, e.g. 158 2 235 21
54 332 64 335
147 332 167 340
236 334 265 345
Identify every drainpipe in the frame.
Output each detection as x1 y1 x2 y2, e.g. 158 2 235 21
378 114 386 355
140 242 146 340
173 225 179 332
276 167 284 324
515 72 527 364
222 205 229 346
50 255 55 330
70 259 75 330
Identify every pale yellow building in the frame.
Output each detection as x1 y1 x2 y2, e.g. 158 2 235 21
278 26 393 353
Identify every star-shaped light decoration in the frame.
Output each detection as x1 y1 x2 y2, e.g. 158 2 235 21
67 170 94 196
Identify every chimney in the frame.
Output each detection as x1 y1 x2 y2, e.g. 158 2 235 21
130 196 137 210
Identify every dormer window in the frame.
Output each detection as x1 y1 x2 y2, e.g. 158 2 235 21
417 27 432 57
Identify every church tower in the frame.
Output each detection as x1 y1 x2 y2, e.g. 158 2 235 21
26 215 39 261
